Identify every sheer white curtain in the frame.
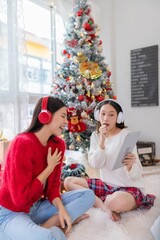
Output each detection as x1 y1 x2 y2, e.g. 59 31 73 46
0 0 29 140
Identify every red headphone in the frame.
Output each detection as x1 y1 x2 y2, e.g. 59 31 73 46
38 96 52 124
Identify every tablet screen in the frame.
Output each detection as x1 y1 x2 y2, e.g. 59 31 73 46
112 131 141 170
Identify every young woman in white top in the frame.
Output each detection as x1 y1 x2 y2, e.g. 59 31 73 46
64 99 156 221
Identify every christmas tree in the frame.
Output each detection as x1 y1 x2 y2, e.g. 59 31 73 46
51 0 116 152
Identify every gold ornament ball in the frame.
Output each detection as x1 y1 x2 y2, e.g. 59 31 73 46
91 95 95 100
77 52 83 56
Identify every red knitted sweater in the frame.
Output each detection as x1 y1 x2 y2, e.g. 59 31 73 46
0 132 65 213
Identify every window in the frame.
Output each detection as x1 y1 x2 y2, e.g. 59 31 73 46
23 0 66 117
0 0 65 139
0 0 9 92
23 0 52 95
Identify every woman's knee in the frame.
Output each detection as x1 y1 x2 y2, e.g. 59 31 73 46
105 194 122 212
105 192 136 212
64 177 88 190
63 176 77 190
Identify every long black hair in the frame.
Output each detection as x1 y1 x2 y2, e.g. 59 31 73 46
25 96 66 133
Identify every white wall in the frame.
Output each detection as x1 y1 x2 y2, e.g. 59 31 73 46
93 0 160 158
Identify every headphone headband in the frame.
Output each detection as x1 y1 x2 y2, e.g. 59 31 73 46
41 96 49 111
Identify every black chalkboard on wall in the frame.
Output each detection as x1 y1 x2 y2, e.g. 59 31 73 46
131 45 158 107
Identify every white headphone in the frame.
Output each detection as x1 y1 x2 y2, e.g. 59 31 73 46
94 99 124 124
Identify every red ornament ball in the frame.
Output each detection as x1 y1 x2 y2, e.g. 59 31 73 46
113 95 117 100
86 8 91 15
83 22 93 31
77 9 83 16
97 96 105 102
108 71 111 77
62 49 67 55
66 77 70 82
78 95 85 101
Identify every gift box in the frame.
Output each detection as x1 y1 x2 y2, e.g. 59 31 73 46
136 141 155 166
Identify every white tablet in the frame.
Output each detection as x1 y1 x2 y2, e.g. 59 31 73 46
112 131 141 170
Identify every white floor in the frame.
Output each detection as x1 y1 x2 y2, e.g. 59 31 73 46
67 168 160 240
142 165 160 175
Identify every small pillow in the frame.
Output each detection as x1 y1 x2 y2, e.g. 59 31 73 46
61 163 89 180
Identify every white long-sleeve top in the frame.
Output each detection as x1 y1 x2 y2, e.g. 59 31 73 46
88 128 145 192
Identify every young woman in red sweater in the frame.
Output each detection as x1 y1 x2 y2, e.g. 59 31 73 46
0 96 95 240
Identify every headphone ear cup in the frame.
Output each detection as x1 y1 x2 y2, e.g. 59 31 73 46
117 111 124 124
94 109 100 121
38 110 52 124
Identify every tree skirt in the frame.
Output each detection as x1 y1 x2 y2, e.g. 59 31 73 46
67 173 160 240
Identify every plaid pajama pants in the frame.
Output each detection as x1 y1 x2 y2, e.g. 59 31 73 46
86 178 156 210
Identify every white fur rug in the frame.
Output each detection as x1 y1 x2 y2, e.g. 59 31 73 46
67 172 160 240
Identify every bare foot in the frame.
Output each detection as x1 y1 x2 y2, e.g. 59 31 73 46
73 214 89 225
110 211 121 221
60 214 89 236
